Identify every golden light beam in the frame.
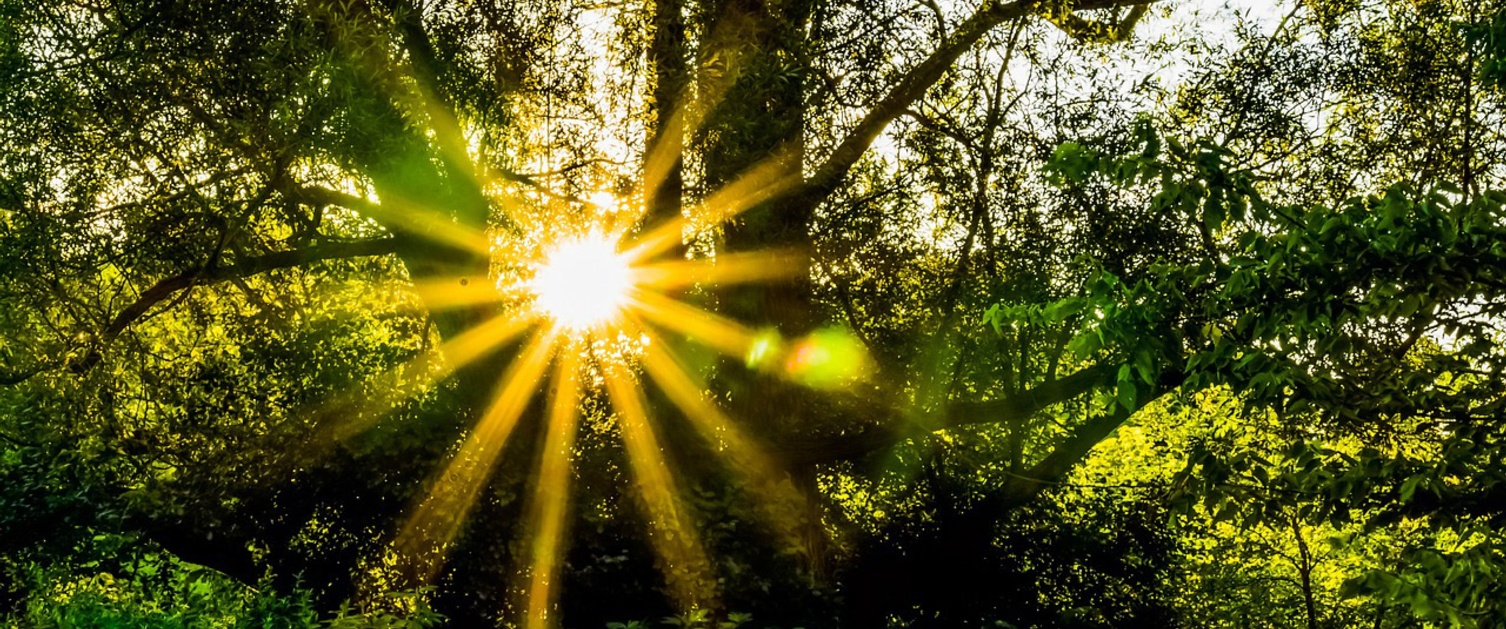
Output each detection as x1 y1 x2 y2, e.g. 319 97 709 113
395 328 559 583
356 187 496 256
522 345 583 629
636 326 763 463
387 25 533 232
633 250 803 291
624 142 806 263
638 13 746 211
411 89 491 205
307 310 537 448
405 277 511 312
530 235 634 330
634 325 811 553
604 366 718 611
693 141 805 226
628 290 762 359
638 107 688 210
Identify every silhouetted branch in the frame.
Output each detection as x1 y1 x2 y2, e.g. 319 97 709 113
786 0 1159 220
997 372 1181 505
780 362 1122 464
73 239 399 372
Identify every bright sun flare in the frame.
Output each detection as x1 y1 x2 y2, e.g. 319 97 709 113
384 153 823 622
530 234 633 329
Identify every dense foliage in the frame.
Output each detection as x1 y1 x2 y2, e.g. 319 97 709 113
3 0 1505 626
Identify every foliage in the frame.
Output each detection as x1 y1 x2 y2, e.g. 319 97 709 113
3 0 1506 627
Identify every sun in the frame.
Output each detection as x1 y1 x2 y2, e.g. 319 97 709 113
385 205 844 614
353 145 838 625
529 234 633 330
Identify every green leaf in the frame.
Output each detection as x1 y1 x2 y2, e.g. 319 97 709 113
1068 330 1103 357
1204 194 1226 233
1117 376 1137 411
983 304 1004 336
1400 474 1425 503
1045 141 1098 184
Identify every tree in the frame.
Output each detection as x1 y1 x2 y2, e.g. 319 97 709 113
3 0 1505 626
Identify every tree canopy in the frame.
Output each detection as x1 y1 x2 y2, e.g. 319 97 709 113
3 0 1506 627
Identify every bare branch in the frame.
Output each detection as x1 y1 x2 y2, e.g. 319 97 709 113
785 0 1158 219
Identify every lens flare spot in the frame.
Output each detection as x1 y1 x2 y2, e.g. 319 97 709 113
783 327 870 389
744 328 783 369
531 235 633 330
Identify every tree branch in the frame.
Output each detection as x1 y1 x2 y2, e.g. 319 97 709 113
949 361 1119 428
1 364 53 387
1047 1 1151 43
779 362 1119 464
784 0 1158 219
73 239 400 371
292 185 382 217
778 357 1186 519
996 370 1183 505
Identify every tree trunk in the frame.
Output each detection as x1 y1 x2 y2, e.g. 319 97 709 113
1292 510 1320 629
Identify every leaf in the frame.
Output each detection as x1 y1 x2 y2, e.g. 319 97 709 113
1045 141 1098 184
1068 329 1103 357
1117 376 1137 411
1400 474 1425 503
1140 127 1161 160
983 304 1004 336
1204 194 1226 233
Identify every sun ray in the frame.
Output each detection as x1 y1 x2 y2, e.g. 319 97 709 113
371 33 534 232
624 142 805 263
633 324 811 552
692 141 805 226
621 216 692 265
412 92 513 227
521 344 583 629
638 107 687 210
306 310 537 449
637 19 745 212
634 326 765 463
633 250 803 290
361 189 496 256
394 327 560 583
628 290 764 359
529 234 633 330
326 2 839 615
603 365 718 610
406 276 513 312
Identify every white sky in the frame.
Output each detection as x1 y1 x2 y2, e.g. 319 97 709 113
542 0 1302 202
